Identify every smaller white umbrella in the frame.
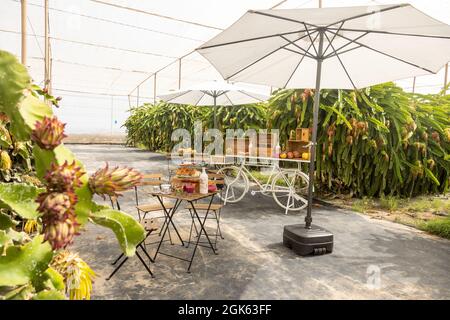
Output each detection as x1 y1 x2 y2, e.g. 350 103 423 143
158 81 269 128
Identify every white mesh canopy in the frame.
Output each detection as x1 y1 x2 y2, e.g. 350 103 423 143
0 0 449 133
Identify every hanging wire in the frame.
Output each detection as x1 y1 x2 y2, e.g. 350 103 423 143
0 29 179 59
90 0 224 31
29 57 153 74
26 16 44 57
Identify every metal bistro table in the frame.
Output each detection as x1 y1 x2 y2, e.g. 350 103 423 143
149 191 218 272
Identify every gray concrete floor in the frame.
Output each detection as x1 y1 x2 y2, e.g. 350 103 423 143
69 144 450 300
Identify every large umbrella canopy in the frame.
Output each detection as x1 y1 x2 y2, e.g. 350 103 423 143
158 81 268 128
197 4 450 89
196 4 450 228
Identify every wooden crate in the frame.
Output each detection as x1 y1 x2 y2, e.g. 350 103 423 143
257 147 273 157
287 140 309 159
295 128 310 142
257 133 273 147
225 137 250 155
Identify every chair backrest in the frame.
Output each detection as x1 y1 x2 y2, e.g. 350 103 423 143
208 173 225 205
135 173 165 206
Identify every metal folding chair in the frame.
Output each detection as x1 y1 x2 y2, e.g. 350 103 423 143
186 173 225 250
134 173 175 245
106 196 156 280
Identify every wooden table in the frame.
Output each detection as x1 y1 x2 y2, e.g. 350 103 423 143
148 191 218 272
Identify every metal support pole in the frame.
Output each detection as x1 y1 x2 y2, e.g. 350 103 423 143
178 58 182 90
137 86 140 106
305 30 324 229
444 63 448 94
44 0 50 92
412 77 416 93
319 0 322 8
21 0 27 65
110 96 114 135
154 73 157 104
213 93 217 129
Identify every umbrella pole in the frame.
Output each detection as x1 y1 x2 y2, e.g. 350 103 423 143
305 30 324 229
213 94 218 129
283 29 332 257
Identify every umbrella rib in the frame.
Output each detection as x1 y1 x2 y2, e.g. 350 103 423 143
197 29 311 50
325 3 408 28
324 32 358 90
249 10 320 29
282 47 315 59
283 33 319 88
327 29 435 74
194 92 207 106
322 21 345 57
223 92 235 106
327 27 450 40
225 31 317 80
303 23 318 56
280 35 316 59
216 90 229 98
323 32 369 59
161 90 189 103
326 44 363 59
238 90 266 102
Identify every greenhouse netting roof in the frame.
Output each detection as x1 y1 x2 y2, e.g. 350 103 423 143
1 0 449 133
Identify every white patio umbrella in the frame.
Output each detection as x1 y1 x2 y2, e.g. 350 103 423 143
158 81 269 128
196 4 450 241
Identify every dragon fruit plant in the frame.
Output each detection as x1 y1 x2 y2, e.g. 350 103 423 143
0 50 145 300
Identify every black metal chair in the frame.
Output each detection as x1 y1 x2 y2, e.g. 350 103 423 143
134 173 175 245
186 173 225 250
106 196 156 280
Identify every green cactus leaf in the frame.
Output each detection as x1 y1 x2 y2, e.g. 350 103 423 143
32 289 66 300
90 207 145 257
0 183 44 220
0 50 30 113
0 235 53 287
0 211 18 230
32 267 65 293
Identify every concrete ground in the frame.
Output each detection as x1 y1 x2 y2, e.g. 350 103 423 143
69 144 450 300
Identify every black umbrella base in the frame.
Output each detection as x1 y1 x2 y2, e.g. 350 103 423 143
283 224 333 256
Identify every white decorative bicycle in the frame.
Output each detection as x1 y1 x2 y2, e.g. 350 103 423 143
216 156 310 214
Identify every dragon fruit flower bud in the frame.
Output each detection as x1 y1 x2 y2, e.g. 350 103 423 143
31 116 67 150
37 191 77 219
44 218 78 250
88 163 142 198
44 161 85 191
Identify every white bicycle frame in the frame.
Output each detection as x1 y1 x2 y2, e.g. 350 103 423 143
221 156 309 214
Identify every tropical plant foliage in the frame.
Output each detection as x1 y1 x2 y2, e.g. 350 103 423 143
0 50 145 300
267 84 450 197
124 101 266 152
126 82 449 198
124 102 205 152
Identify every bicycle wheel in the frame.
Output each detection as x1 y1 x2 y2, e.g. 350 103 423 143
217 166 249 203
271 170 309 212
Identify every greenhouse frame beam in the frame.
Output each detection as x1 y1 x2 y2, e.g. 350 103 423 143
20 0 26 65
